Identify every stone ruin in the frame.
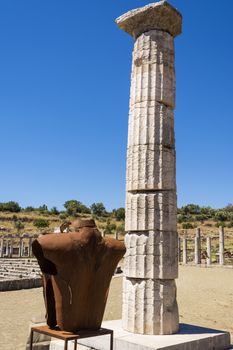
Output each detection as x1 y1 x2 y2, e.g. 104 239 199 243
116 1 182 335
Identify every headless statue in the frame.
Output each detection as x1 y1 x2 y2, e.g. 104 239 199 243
32 219 126 332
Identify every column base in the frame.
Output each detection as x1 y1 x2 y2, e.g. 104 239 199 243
76 320 231 350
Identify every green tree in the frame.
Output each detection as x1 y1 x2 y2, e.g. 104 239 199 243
64 200 91 216
113 207 125 221
224 203 233 212
50 206 60 215
38 204 49 214
24 206 35 212
0 201 21 212
214 211 229 222
90 202 106 216
180 204 201 215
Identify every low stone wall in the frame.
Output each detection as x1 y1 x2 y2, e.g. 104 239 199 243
0 257 41 291
0 277 42 291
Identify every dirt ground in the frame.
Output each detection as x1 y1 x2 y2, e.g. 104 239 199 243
0 265 232 350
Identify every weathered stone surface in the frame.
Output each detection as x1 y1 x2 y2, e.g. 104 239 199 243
128 102 175 148
76 320 231 350
124 231 178 279
126 145 176 191
122 277 179 335
129 31 175 108
125 191 177 232
117 1 181 335
116 1 182 39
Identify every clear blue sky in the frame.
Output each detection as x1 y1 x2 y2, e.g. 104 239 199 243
0 0 232 211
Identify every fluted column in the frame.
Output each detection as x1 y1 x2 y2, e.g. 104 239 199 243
116 1 182 335
28 237 32 257
0 238 3 258
219 226 225 266
183 237 187 265
206 237 211 266
5 239 9 257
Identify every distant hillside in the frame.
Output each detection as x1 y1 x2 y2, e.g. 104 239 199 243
1 201 233 240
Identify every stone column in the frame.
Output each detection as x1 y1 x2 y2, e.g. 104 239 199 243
9 239 13 257
116 2 182 335
5 239 9 257
183 237 187 265
21 238 24 257
28 238 32 257
115 231 119 240
206 237 211 266
178 236 181 263
219 226 224 266
0 238 3 258
195 228 201 264
19 238 22 257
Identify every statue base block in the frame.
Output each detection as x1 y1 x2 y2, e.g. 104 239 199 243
75 320 231 350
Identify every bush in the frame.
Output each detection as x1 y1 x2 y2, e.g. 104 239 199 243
194 214 209 222
116 223 125 234
215 222 226 228
33 219 49 230
104 220 117 234
59 213 69 220
14 220 25 232
182 222 194 229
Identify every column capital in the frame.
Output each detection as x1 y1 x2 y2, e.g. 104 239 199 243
116 1 182 39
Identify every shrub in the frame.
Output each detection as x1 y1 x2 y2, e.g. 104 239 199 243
33 219 49 230
215 222 226 228
182 222 194 229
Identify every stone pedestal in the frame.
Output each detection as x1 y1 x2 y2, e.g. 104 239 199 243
58 320 231 350
116 1 182 335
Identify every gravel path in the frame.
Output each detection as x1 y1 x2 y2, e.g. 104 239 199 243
0 266 232 350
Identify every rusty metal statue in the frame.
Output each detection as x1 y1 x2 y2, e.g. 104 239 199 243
32 219 126 332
